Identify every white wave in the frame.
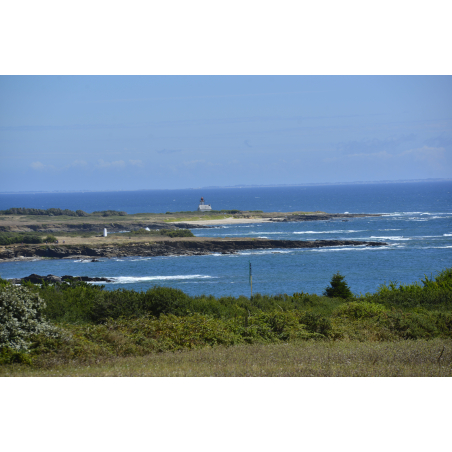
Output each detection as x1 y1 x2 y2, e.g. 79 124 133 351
370 236 411 241
416 245 452 250
379 229 401 231
383 211 451 217
238 250 292 256
293 230 365 234
248 231 284 235
444 233 452 237
312 245 390 252
102 275 217 284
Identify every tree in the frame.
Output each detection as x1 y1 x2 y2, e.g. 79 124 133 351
323 272 353 299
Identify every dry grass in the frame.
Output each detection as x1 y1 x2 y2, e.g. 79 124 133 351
3 339 451 377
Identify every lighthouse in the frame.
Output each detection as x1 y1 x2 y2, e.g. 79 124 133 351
198 196 212 212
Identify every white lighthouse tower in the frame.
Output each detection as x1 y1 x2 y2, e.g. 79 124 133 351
197 196 212 212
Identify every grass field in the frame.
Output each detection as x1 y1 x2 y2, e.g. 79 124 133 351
2 339 450 377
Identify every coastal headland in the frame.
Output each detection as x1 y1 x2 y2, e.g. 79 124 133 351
0 210 382 233
0 210 385 262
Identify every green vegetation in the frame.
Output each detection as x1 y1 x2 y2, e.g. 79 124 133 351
129 228 194 238
0 232 44 245
0 207 126 217
0 232 59 245
0 268 451 372
91 210 127 217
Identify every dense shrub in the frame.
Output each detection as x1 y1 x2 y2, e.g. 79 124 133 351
0 233 43 245
92 210 127 216
0 285 59 351
333 301 388 320
129 228 194 238
162 229 194 238
0 207 88 217
362 268 452 307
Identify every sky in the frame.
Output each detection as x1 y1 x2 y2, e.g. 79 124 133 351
1 75 451 192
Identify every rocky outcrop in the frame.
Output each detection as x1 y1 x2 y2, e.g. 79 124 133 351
0 239 387 262
8 274 113 284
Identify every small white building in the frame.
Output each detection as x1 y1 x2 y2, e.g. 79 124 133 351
198 197 212 211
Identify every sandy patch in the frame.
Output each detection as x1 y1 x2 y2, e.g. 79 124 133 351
172 217 272 226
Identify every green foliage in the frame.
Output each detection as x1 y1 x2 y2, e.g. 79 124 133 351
91 210 127 216
0 207 128 217
0 285 59 351
3 267 451 368
0 347 33 365
0 207 88 216
161 229 194 238
324 272 353 299
0 232 43 245
129 228 194 238
333 301 388 319
362 268 452 308
43 235 57 242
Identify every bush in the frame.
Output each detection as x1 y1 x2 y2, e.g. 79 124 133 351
0 233 43 245
333 301 388 320
0 285 59 351
324 272 353 299
44 235 57 242
161 229 194 238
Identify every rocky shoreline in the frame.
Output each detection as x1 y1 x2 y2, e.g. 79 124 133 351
8 274 114 284
0 238 387 262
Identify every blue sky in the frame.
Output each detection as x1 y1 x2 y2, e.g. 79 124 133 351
1 75 451 192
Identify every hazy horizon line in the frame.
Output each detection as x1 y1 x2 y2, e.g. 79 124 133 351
1 178 451 195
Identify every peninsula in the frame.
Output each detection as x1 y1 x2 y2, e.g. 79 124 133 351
0 209 386 262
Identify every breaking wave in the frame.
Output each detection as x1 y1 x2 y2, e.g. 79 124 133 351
96 275 217 284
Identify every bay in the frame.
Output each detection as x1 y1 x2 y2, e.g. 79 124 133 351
0 181 451 297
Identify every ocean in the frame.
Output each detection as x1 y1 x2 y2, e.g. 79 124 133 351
0 181 451 297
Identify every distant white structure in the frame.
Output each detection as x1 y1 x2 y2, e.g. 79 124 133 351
198 197 212 212
103 228 107 237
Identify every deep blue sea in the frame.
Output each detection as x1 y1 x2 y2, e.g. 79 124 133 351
1 182 451 297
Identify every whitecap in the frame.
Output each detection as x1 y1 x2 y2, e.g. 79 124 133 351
99 275 217 284
311 245 390 252
293 230 365 234
370 236 411 241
